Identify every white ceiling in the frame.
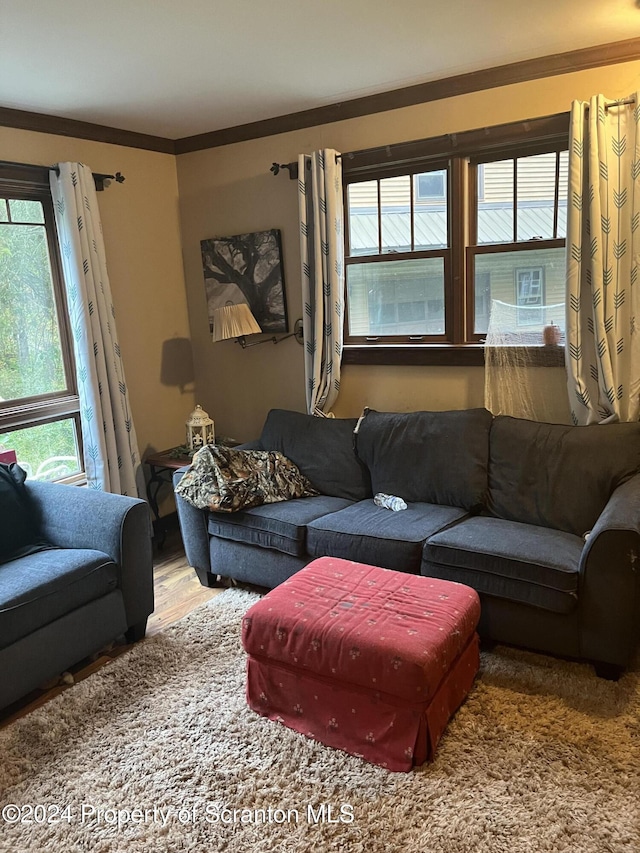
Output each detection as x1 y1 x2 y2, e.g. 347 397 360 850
1 0 640 140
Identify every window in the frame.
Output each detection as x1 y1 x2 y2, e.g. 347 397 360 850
516 268 544 325
470 149 567 338
345 165 449 341
342 113 569 363
415 170 446 200
0 165 83 481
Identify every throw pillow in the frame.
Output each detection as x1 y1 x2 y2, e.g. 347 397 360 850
355 408 493 511
488 416 640 536
174 445 319 513
258 408 371 501
0 462 42 563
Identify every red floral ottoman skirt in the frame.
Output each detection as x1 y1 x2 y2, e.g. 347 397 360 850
241 557 481 772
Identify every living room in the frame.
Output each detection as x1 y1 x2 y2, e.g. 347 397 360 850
1 2 640 851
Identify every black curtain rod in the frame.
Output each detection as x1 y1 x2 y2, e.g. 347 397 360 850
271 153 342 180
0 159 125 191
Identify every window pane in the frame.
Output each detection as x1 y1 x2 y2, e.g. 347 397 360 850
477 159 514 244
474 247 566 336
516 268 544 324
517 152 558 241
348 180 379 256
557 150 568 238
416 171 446 200
347 257 445 336
8 199 45 224
0 200 8 222
414 169 447 249
0 222 67 401
0 418 81 481
380 175 411 252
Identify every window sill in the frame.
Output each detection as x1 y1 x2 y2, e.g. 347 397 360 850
341 343 565 367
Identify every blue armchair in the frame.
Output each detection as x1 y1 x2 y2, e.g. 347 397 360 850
0 479 154 710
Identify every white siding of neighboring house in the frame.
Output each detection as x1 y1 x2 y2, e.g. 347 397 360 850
345 150 568 338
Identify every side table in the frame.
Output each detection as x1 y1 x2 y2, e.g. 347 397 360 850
145 447 193 548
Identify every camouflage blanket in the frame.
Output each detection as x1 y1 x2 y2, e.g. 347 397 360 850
174 445 319 513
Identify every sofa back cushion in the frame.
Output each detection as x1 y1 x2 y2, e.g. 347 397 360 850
488 416 640 536
259 409 371 501
0 463 42 564
355 408 492 511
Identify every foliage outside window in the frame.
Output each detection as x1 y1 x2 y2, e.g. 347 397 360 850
342 114 569 364
0 166 83 481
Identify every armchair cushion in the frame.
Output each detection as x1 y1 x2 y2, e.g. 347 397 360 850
0 548 118 648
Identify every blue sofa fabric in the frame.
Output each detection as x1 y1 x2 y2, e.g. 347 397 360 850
488 416 640 537
0 478 154 710
355 408 492 511
207 495 353 556
258 408 371 501
422 516 582 613
0 548 118 648
306 499 468 573
175 407 640 671
209 536 309 588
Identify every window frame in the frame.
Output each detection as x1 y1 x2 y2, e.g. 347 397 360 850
0 164 83 477
341 112 569 367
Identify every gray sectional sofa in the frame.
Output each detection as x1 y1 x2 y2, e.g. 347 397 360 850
0 469 154 711
174 408 640 676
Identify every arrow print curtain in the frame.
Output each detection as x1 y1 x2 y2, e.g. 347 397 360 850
50 163 142 494
297 149 344 416
566 94 640 424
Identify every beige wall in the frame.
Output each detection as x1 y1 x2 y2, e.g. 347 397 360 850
2 57 638 500
176 59 640 438
0 126 193 470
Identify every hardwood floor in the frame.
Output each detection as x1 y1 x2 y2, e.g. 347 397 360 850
0 527 220 729
147 527 221 636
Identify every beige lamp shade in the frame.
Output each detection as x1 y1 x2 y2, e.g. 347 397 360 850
211 303 261 342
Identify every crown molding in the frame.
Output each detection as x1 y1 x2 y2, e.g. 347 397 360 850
0 106 176 154
1 36 639 156
175 36 640 154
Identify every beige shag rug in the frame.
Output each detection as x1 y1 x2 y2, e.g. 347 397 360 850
1 589 638 853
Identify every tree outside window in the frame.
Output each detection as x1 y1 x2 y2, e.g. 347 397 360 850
0 167 82 481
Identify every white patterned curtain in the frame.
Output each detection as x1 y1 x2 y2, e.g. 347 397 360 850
297 149 344 416
50 163 141 494
566 94 640 424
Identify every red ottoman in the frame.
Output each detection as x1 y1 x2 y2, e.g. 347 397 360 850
241 557 481 772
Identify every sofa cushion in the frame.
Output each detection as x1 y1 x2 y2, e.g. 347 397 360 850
0 463 46 564
488 416 640 537
422 516 582 614
355 408 492 511
0 548 119 648
259 409 371 501
208 495 353 556
306 499 468 573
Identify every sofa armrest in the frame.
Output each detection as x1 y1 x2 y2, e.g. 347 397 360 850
26 480 154 631
578 472 640 667
173 468 212 585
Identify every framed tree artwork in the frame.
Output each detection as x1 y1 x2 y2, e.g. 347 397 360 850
201 229 288 333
